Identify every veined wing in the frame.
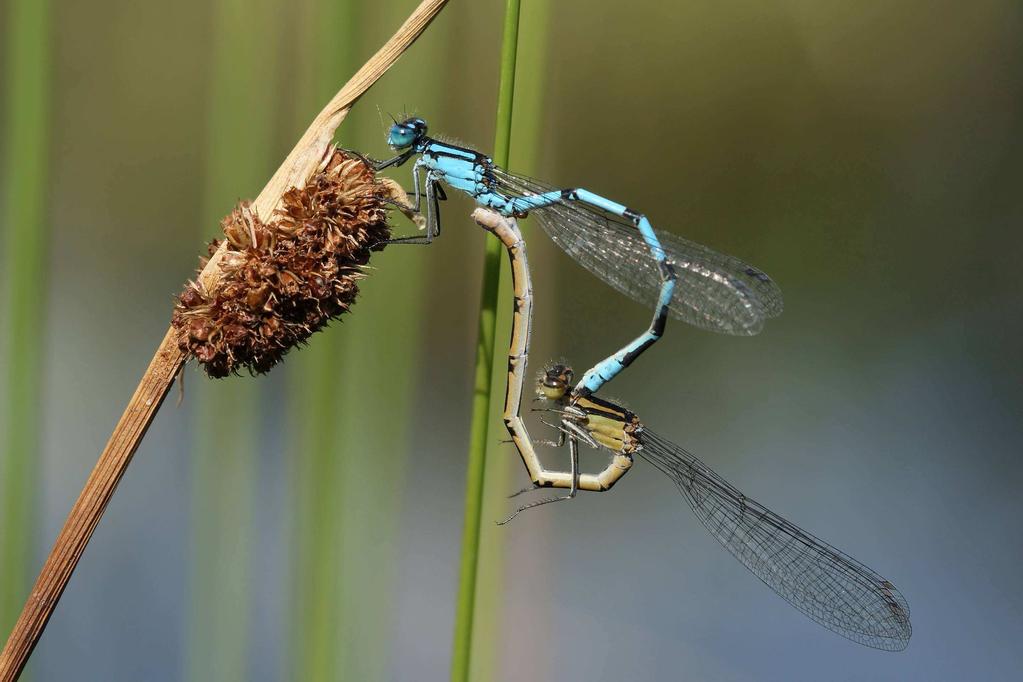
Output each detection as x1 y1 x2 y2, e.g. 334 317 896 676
638 429 912 651
493 168 783 336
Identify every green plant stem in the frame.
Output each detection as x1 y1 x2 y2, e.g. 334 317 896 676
471 0 551 678
450 2 521 681
0 0 52 654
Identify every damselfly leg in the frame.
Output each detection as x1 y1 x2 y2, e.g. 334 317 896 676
496 437 579 525
534 412 567 448
376 162 447 245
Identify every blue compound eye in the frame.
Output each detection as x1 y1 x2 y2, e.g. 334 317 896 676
387 124 415 149
387 118 427 149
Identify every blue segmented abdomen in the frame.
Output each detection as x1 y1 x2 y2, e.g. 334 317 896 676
416 142 782 335
490 169 783 335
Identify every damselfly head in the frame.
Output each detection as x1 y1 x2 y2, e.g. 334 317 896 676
539 364 574 401
387 117 428 150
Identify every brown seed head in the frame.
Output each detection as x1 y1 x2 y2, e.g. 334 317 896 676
172 148 400 378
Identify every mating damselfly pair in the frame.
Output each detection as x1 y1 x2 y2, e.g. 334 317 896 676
367 118 911 652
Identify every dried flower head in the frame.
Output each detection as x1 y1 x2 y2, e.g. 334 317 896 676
172 148 406 378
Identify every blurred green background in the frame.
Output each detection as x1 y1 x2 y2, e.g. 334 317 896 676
1 0 1022 680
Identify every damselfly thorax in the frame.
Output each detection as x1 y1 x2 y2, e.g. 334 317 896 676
540 363 642 456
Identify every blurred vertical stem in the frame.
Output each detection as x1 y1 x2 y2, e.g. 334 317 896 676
289 3 449 679
450 2 521 681
0 0 52 655
325 6 447 677
471 0 551 679
287 1 356 680
187 0 279 680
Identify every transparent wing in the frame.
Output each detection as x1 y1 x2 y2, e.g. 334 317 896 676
493 168 783 336
638 429 912 651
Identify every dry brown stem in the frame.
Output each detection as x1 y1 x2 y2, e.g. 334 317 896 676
0 1 448 678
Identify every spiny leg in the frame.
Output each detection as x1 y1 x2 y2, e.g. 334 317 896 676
505 414 568 499
431 182 446 239
534 413 567 448
497 436 579 525
355 149 429 241
381 165 445 246
507 485 538 500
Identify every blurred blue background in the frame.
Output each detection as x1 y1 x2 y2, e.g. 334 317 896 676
1 0 1022 680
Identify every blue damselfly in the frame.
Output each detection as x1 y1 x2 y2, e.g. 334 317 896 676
370 118 783 397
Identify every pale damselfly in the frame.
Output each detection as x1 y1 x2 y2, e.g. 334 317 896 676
532 364 913 651
369 117 783 398
472 209 912 652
